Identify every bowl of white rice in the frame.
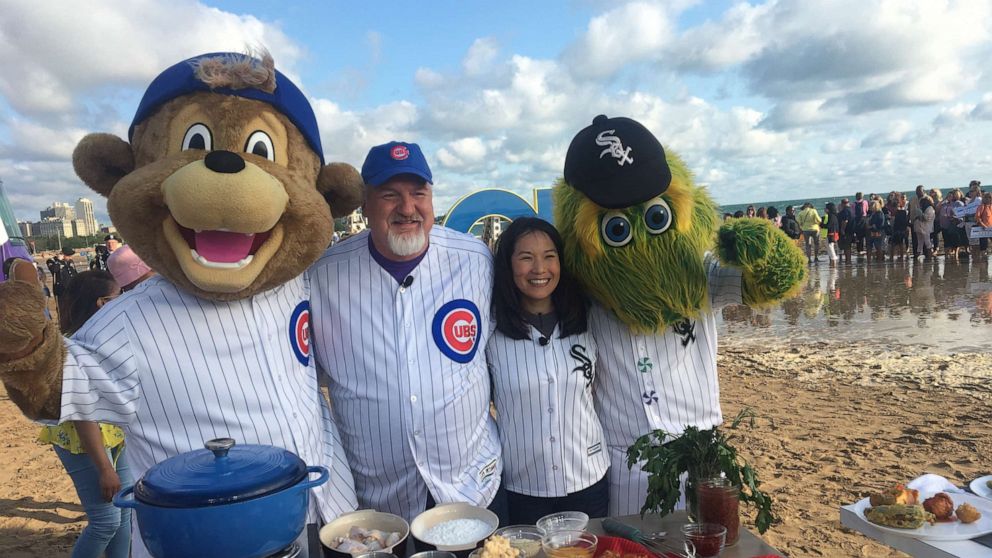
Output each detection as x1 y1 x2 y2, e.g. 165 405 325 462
411 503 499 555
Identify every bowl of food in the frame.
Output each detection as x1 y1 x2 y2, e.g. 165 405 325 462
541 529 597 558
536 511 589 534
411 503 499 557
319 510 409 558
493 525 543 558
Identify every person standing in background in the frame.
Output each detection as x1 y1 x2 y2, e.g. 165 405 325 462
106 245 155 292
866 201 887 261
487 217 609 524
781 205 802 246
914 196 936 260
837 199 854 264
889 194 911 260
929 189 944 255
974 192 992 259
852 192 870 256
37 270 133 558
909 185 925 257
824 202 840 266
797 202 822 265
767 206 781 227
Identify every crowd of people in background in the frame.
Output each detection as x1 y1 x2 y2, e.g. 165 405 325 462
724 180 991 265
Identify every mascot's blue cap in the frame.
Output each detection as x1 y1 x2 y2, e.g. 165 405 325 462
128 52 324 164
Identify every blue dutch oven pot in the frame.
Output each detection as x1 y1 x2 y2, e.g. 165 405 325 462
114 438 328 558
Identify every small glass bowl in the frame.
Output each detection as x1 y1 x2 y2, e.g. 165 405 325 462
541 530 597 558
536 511 589 534
493 525 544 558
680 523 726 558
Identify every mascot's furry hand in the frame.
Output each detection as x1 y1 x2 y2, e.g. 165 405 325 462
0 275 64 420
717 217 806 307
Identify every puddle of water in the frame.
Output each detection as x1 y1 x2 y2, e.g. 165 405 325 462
718 257 992 353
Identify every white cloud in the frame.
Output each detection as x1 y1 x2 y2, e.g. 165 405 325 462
436 137 489 169
861 120 914 148
562 1 676 80
463 38 500 77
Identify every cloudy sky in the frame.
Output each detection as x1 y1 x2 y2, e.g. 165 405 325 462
1 0 991 225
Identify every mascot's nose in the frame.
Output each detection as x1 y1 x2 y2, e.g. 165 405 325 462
204 150 246 174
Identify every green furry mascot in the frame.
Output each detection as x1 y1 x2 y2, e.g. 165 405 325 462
555 115 805 515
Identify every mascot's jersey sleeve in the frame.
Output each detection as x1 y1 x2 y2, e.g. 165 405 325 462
60 301 143 425
591 253 743 447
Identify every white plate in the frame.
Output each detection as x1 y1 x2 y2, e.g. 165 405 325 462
970 476 992 500
853 493 992 541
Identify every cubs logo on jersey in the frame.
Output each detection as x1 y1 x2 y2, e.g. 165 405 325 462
432 299 481 363
289 300 311 365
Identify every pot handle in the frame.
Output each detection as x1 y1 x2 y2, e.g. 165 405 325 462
297 465 330 491
113 485 138 509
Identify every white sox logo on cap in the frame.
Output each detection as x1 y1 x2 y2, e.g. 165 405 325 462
596 130 633 166
391 145 410 160
432 299 481 363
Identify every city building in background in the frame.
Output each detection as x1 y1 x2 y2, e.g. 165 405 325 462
41 201 75 221
18 220 33 237
75 197 98 236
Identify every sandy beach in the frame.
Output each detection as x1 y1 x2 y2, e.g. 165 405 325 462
1 261 991 557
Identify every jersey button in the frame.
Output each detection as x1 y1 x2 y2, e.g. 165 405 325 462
547 408 553 414
549 436 556 443
410 395 418 403
414 430 422 436
552 465 559 471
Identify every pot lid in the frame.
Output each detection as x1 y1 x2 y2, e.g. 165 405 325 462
134 438 307 508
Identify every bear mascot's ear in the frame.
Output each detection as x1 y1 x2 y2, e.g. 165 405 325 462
72 133 136 198
317 162 364 218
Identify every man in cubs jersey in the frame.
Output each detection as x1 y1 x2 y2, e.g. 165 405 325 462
310 141 506 522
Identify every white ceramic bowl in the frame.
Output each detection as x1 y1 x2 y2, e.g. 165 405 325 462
536 511 589 534
410 503 499 552
319 510 410 557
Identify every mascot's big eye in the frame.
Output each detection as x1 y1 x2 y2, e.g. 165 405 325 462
244 130 275 162
643 197 672 234
182 123 212 151
601 211 633 247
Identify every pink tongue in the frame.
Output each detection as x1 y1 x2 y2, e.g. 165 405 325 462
194 230 255 263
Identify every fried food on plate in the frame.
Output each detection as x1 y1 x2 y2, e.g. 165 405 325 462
864 504 935 529
957 503 982 524
869 484 920 507
923 493 955 521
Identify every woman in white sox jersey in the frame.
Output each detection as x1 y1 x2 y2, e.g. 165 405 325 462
309 141 503 522
487 218 609 523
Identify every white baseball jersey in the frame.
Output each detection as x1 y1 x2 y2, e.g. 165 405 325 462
592 253 743 515
57 274 358 557
310 227 501 521
487 326 609 498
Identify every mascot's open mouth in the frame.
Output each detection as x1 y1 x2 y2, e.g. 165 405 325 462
177 225 272 269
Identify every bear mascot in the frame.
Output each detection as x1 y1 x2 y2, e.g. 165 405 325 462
555 115 806 515
0 51 362 556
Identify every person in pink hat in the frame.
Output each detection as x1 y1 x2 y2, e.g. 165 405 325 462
106 245 154 292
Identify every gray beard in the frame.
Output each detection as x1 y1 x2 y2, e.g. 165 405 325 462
387 228 427 257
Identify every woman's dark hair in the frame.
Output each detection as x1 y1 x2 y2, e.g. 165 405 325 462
825 202 836 214
767 206 779 219
492 217 588 340
59 270 118 335
733 210 744 218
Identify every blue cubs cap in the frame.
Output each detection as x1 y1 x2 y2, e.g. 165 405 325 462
361 141 433 186
128 52 325 164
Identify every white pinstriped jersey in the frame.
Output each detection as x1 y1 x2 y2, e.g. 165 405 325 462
487 326 609 498
591 254 743 448
310 226 501 521
57 274 358 557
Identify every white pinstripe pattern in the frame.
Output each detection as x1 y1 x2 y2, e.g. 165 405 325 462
310 226 501 521
591 253 743 515
58 274 358 558
487 326 609 498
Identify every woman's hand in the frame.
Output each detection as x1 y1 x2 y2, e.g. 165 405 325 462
98 466 122 502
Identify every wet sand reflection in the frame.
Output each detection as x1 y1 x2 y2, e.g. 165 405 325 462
719 258 992 353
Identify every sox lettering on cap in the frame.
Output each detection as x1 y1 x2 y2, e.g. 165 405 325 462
563 115 672 209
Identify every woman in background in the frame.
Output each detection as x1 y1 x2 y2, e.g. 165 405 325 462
39 270 133 558
866 200 887 261
487 217 609 523
824 202 840 266
914 196 936 261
